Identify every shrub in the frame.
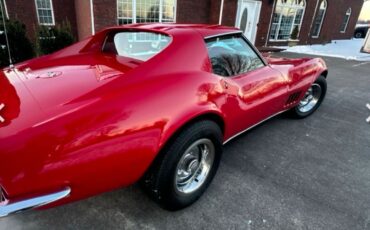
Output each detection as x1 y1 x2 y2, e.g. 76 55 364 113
290 25 299 40
37 21 75 55
0 20 34 67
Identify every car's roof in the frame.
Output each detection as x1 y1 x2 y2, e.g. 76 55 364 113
106 23 240 38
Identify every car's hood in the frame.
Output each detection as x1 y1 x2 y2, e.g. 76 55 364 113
0 53 141 138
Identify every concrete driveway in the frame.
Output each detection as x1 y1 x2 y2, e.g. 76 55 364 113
1 53 370 230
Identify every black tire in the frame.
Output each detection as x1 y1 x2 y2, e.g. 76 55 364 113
141 120 223 211
291 75 327 118
354 31 364 38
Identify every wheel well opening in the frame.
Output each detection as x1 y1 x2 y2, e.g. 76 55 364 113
140 113 225 182
321 70 328 78
163 113 225 150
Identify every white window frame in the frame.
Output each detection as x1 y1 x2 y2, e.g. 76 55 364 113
35 0 55 26
340 8 351 33
116 0 176 25
269 0 306 42
312 0 327 38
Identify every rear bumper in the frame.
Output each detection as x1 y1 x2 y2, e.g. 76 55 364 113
0 187 71 218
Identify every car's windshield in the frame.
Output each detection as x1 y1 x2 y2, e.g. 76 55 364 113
103 31 171 61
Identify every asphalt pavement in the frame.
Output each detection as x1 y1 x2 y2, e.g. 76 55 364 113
1 53 370 230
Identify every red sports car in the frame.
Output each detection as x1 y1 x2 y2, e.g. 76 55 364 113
0 24 327 215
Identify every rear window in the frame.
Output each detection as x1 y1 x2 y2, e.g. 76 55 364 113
103 31 171 61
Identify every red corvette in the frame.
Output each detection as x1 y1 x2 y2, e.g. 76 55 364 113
0 24 328 215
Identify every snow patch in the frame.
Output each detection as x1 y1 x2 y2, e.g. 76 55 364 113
279 39 370 62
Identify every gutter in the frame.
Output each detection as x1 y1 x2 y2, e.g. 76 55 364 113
219 0 224 25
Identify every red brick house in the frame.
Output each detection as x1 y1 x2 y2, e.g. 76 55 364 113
1 0 364 47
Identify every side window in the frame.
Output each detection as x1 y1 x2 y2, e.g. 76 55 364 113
206 35 265 77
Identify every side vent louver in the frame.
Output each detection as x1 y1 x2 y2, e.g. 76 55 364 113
0 188 5 203
285 91 302 106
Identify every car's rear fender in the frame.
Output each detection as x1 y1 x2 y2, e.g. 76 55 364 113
158 109 226 151
273 57 327 97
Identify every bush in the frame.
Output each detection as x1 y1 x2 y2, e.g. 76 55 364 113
290 25 299 40
37 21 75 55
0 20 34 67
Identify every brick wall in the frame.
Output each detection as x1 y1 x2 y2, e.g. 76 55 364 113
176 0 211 24
255 0 363 47
5 0 77 41
53 0 78 39
93 0 116 33
208 0 238 26
255 0 274 47
307 0 363 45
6 0 39 39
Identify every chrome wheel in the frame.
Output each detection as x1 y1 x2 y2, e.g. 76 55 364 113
175 138 215 194
298 83 322 113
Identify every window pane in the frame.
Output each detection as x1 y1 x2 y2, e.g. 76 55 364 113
294 9 304 24
277 7 295 40
117 0 175 24
118 18 133 25
340 8 351 32
312 9 325 37
36 0 53 25
136 0 160 23
117 0 133 23
269 1 305 41
206 35 264 77
162 0 175 22
44 0 50 8
340 15 350 32
270 23 278 40
272 7 281 23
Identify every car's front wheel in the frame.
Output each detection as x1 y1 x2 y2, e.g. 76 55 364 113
291 75 327 118
142 120 223 210
354 31 364 38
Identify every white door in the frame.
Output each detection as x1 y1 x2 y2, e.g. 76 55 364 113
235 0 262 44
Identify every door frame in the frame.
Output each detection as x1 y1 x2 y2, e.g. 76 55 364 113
235 0 262 44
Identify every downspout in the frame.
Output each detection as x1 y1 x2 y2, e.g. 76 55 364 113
90 0 95 35
0 0 12 67
265 0 277 47
219 0 224 25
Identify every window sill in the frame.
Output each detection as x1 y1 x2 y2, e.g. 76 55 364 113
39 23 55 26
269 39 300 42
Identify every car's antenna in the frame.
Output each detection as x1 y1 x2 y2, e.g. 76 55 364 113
0 1 13 68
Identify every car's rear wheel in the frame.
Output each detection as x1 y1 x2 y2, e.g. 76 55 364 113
291 75 327 118
141 120 223 211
